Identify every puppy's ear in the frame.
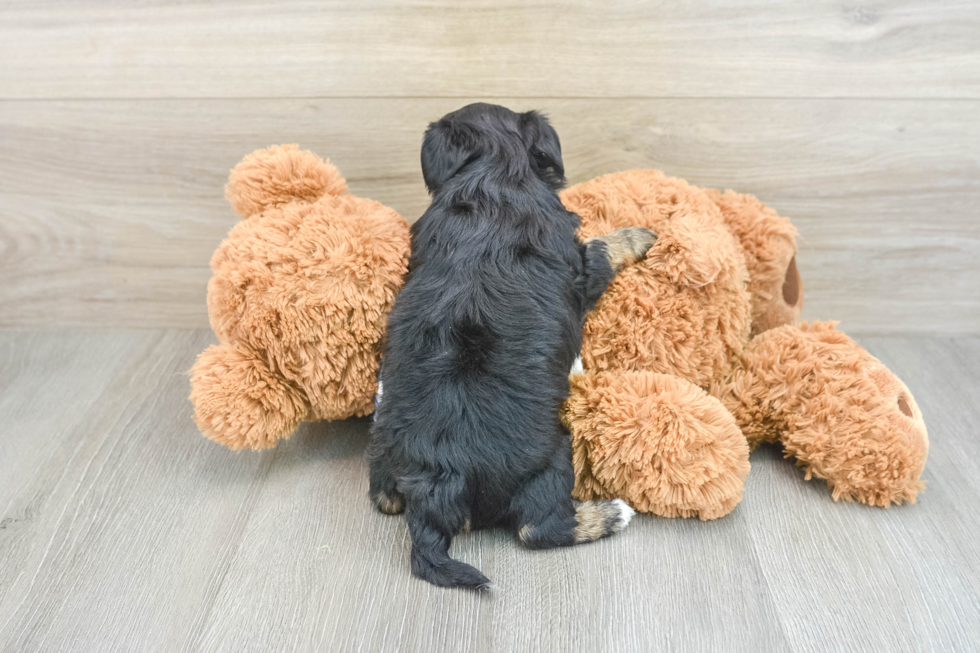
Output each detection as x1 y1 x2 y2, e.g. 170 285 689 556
421 119 478 194
520 111 565 188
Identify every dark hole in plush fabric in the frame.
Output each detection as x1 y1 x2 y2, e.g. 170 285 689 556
898 393 913 418
782 255 801 306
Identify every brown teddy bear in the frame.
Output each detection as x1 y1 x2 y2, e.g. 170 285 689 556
189 146 929 517
561 170 928 518
189 145 411 449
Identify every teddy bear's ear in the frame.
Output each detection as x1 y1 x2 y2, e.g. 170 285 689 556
646 212 745 289
705 189 802 334
225 144 348 219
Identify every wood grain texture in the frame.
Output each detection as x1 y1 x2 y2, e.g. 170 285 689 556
0 330 978 652
0 330 273 651
741 335 980 652
1 98 977 332
1 0 979 100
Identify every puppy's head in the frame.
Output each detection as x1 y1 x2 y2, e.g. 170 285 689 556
421 103 565 194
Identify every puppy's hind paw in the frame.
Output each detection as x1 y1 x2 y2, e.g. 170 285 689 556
611 499 635 530
371 491 406 515
574 499 635 543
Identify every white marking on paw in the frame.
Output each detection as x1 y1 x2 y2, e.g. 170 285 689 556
569 356 584 377
612 499 635 526
373 380 383 421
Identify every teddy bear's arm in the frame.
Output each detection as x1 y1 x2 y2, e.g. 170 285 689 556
189 342 311 450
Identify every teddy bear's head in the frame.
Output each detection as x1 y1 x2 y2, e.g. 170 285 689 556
190 145 410 449
561 169 753 387
706 189 802 335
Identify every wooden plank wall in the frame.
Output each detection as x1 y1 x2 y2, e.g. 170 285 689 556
1 1 978 333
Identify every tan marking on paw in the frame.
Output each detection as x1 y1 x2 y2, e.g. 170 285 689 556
373 492 405 515
584 227 657 270
574 499 632 543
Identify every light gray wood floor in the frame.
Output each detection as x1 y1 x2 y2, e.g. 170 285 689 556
1 329 977 652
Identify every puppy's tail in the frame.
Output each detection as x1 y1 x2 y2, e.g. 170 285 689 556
405 476 490 590
411 544 492 591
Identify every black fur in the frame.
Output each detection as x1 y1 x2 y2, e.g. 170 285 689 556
369 103 629 590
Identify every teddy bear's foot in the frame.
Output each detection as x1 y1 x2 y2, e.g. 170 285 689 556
189 342 309 450
565 371 750 521
720 321 929 507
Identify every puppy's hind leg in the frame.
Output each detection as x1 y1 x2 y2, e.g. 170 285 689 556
512 438 634 549
366 433 405 515
405 477 491 591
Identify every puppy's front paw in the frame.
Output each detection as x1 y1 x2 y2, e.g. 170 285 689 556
613 227 657 265
585 227 657 270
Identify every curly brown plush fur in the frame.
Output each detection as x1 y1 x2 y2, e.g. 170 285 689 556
563 370 750 520
562 170 751 388
705 188 802 335
189 146 929 516
189 145 410 449
715 321 928 506
560 169 927 517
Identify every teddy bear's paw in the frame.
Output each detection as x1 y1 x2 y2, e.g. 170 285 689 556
567 371 750 521
733 322 929 507
584 226 657 270
189 342 309 450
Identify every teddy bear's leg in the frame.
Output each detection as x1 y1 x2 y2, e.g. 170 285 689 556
718 322 929 506
189 342 310 450
564 370 751 520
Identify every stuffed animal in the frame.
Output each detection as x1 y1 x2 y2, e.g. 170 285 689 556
190 146 929 517
560 170 928 518
189 145 411 449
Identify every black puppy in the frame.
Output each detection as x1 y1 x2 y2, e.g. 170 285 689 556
368 103 655 590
